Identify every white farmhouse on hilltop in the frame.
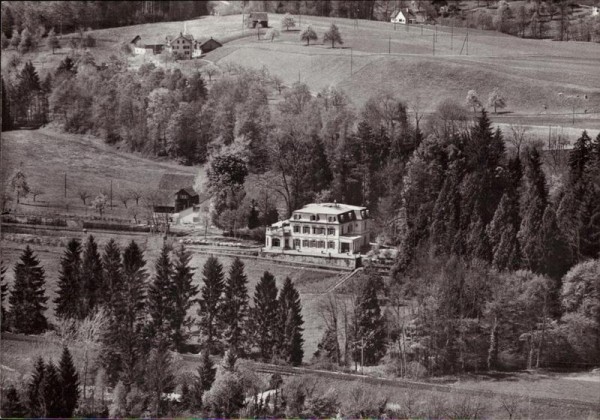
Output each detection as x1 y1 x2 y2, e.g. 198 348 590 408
264 203 372 255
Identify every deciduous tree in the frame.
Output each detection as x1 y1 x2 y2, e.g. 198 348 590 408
323 23 343 48
487 88 506 114
301 26 318 45
466 89 482 113
47 28 60 53
281 14 296 31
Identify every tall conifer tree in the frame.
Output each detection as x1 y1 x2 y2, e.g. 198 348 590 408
58 347 80 418
104 240 147 388
198 256 224 353
221 257 249 355
351 271 387 366
191 351 216 411
171 244 198 352
518 148 548 273
251 271 279 361
54 238 83 320
101 239 123 307
2 76 12 131
100 240 124 385
2 385 25 417
276 277 304 366
27 357 45 417
9 246 48 334
1 261 8 330
81 235 103 316
147 244 174 348
40 362 62 418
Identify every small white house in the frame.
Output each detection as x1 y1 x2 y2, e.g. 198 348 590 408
592 6 599 17
391 10 408 24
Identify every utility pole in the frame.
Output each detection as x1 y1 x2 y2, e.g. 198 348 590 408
466 28 469 55
64 173 67 198
388 36 391 54
433 32 435 56
451 18 454 51
350 47 353 76
110 179 113 209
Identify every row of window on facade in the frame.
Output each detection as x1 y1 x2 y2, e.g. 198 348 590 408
271 238 336 249
292 213 359 223
292 226 337 235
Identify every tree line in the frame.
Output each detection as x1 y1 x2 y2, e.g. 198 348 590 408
0 239 304 416
304 115 599 376
1 1 209 38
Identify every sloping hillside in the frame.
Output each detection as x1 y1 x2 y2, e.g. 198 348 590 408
5 12 598 127
0 129 199 216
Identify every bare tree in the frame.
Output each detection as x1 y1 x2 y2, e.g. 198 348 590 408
203 62 220 82
499 393 524 420
30 187 44 202
78 190 91 205
508 124 530 156
271 75 284 95
92 193 108 217
76 309 109 402
410 96 425 134
129 189 143 206
317 293 342 364
117 191 130 208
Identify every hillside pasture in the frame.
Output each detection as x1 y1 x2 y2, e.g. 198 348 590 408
0 129 199 218
210 14 600 129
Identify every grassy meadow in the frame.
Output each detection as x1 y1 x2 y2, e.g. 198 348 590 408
0 129 199 218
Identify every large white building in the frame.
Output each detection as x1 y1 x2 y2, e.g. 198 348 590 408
264 203 372 255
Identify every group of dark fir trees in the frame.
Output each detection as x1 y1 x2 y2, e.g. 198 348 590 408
0 237 304 416
384 114 600 375
307 117 599 376
2 347 80 418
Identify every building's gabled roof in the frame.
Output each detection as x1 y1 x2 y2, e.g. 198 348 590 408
249 11 268 20
170 33 194 45
198 37 223 48
176 187 199 197
158 173 196 191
